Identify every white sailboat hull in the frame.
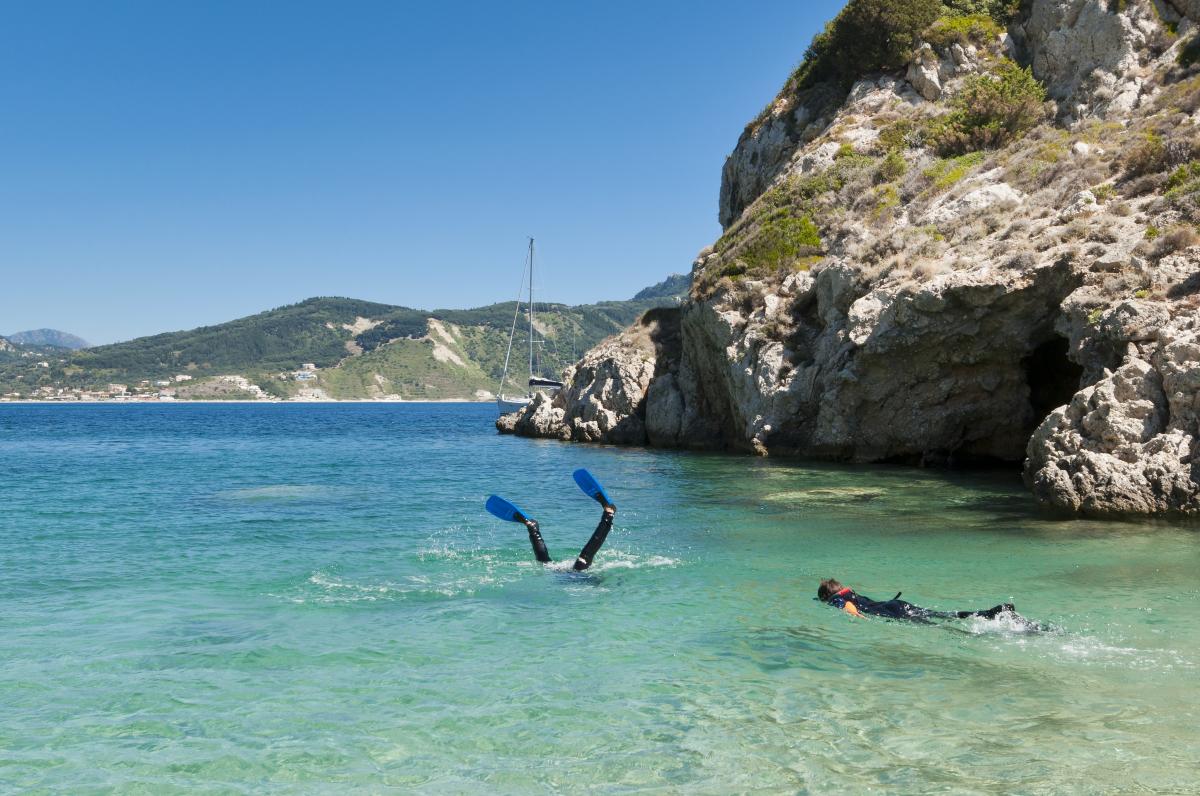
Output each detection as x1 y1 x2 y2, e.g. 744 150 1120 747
496 396 531 414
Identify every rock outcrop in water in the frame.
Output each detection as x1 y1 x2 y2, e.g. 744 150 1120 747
500 0 1200 516
1025 281 1200 514
497 308 680 445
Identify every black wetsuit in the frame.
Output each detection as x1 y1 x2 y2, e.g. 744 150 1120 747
524 509 614 572
825 588 1013 623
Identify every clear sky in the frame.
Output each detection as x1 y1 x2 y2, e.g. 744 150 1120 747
0 0 845 344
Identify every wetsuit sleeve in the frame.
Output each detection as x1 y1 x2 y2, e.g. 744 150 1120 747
826 595 861 616
572 509 614 571
525 519 552 564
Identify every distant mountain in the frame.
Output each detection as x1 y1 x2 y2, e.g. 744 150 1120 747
7 329 90 350
632 273 690 301
0 279 682 400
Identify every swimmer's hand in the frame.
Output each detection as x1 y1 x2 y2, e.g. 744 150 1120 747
843 602 860 617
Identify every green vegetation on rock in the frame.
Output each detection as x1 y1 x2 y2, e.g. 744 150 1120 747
792 0 941 91
775 0 1017 104
926 59 1046 155
1166 161 1200 194
735 211 822 276
922 13 1003 48
924 151 987 190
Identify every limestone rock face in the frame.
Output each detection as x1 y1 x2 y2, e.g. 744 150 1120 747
648 262 1084 462
1026 314 1200 516
719 81 847 229
496 309 681 445
515 0 1200 516
496 391 569 440
719 72 943 229
1022 0 1180 119
925 181 1024 226
906 45 944 101
719 25 995 230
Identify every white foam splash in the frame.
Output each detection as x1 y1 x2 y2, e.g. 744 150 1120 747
960 610 1046 636
960 613 1196 670
282 570 501 604
543 550 681 573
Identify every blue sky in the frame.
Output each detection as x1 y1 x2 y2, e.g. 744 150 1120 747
0 0 844 344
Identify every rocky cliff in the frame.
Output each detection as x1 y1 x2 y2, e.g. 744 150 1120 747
500 0 1200 517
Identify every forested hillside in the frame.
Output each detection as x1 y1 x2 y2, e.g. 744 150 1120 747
0 274 689 400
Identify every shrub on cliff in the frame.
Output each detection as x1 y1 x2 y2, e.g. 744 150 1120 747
923 13 1003 48
791 1 1020 92
1122 131 1169 178
794 0 941 90
1121 128 1196 186
927 59 1046 155
742 211 822 270
714 208 822 283
1165 161 1200 222
940 0 1020 20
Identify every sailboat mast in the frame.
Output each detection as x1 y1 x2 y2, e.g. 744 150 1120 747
528 237 535 384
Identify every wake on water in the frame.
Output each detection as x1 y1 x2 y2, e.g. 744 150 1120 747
286 564 1195 675
277 546 681 605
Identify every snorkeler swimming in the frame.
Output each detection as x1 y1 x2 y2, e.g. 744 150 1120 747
486 469 616 572
818 578 1029 625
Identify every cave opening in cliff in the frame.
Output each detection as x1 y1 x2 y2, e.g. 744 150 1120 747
1024 336 1084 428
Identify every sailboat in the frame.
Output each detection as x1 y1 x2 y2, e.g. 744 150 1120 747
497 238 564 415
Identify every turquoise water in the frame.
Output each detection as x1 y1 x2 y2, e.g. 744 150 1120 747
1 403 1197 794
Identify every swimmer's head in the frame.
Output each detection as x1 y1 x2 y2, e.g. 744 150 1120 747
818 579 844 602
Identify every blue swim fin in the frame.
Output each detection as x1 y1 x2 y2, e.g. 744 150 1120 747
485 495 528 523
572 469 613 507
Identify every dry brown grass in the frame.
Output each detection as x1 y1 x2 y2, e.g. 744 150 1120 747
1002 219 1031 240
1087 221 1121 244
1153 225 1200 258
910 260 949 283
1004 252 1037 270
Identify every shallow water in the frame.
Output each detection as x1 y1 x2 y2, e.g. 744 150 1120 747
1 403 1197 793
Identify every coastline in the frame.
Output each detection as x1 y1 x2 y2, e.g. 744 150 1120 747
0 398 492 405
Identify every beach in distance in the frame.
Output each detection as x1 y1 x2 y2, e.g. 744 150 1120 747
2 402 1197 792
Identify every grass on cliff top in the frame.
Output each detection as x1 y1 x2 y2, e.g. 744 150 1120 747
748 0 1019 134
922 13 1003 48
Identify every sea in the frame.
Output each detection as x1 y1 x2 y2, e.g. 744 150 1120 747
1 402 1197 794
